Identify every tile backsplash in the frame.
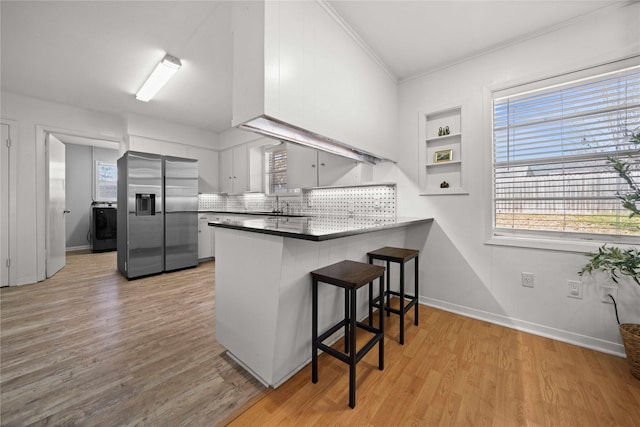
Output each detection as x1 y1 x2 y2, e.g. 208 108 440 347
302 185 395 217
198 183 396 217
197 193 226 210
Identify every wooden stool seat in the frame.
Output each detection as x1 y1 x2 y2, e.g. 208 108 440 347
311 260 385 409
368 247 419 345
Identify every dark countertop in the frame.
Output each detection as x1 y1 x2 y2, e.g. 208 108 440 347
208 215 433 241
198 210 307 217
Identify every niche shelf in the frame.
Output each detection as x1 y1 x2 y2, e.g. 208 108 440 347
419 106 468 195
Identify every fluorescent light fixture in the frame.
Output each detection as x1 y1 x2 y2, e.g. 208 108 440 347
237 115 391 164
135 54 182 102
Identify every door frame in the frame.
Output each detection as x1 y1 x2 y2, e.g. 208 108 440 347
1 119 18 286
35 124 121 282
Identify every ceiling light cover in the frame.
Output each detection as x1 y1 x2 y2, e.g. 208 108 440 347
135 54 182 102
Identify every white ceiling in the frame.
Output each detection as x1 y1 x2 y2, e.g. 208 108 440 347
1 1 622 135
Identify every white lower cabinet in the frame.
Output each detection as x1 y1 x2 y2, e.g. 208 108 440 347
198 213 215 260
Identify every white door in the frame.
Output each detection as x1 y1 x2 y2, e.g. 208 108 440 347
1 123 9 286
47 134 66 278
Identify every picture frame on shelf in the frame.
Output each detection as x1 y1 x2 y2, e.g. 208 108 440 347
434 149 453 163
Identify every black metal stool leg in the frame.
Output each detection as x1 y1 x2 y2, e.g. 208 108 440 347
414 254 419 326
344 288 350 353
368 255 373 327
368 280 373 326
385 260 391 317
400 261 405 345
379 274 384 371
312 278 318 383
348 287 357 408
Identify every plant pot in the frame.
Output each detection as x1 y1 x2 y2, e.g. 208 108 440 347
620 323 640 380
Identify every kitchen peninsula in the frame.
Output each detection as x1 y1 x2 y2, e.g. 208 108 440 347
210 214 432 387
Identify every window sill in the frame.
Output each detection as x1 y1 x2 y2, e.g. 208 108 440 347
486 235 639 254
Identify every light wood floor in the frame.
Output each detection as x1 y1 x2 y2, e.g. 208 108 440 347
228 304 640 426
0 251 266 426
4 253 640 426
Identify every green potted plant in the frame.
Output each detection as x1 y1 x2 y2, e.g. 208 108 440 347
579 131 640 380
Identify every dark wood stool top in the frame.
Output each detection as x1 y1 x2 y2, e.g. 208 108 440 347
311 260 385 289
367 247 419 263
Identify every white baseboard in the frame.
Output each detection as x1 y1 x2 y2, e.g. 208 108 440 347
66 245 91 252
16 275 39 286
420 296 626 358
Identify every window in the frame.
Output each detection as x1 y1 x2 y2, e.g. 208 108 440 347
492 64 640 241
264 144 289 194
95 161 117 201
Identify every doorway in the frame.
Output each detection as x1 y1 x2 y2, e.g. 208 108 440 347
39 126 120 281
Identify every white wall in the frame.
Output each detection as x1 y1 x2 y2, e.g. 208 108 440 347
218 127 265 151
0 92 223 284
125 113 220 151
0 91 124 285
394 3 640 355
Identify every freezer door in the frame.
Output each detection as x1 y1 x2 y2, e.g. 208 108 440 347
164 157 198 271
126 152 164 278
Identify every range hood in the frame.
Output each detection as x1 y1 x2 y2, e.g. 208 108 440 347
236 115 390 165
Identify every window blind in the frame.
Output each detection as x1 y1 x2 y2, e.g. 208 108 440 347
265 146 288 194
493 65 640 239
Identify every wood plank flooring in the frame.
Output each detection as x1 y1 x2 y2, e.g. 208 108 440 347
0 251 266 426
4 252 640 426
228 304 640 426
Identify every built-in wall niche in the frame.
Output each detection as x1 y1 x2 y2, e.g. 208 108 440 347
419 106 468 195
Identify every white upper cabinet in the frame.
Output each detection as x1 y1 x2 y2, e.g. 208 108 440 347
219 150 233 193
286 143 318 189
219 144 248 194
318 151 358 187
286 142 360 189
231 0 397 162
233 145 249 193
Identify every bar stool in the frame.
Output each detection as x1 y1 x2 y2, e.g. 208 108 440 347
311 260 385 409
367 247 419 345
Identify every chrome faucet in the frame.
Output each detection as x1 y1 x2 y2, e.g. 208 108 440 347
273 195 281 214
272 195 290 215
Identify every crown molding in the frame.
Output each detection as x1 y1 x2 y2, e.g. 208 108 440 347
315 0 398 83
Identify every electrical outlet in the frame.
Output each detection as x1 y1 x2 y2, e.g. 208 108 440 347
567 280 582 299
601 286 618 303
522 272 534 288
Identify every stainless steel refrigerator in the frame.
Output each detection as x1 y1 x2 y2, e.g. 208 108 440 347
117 151 199 279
